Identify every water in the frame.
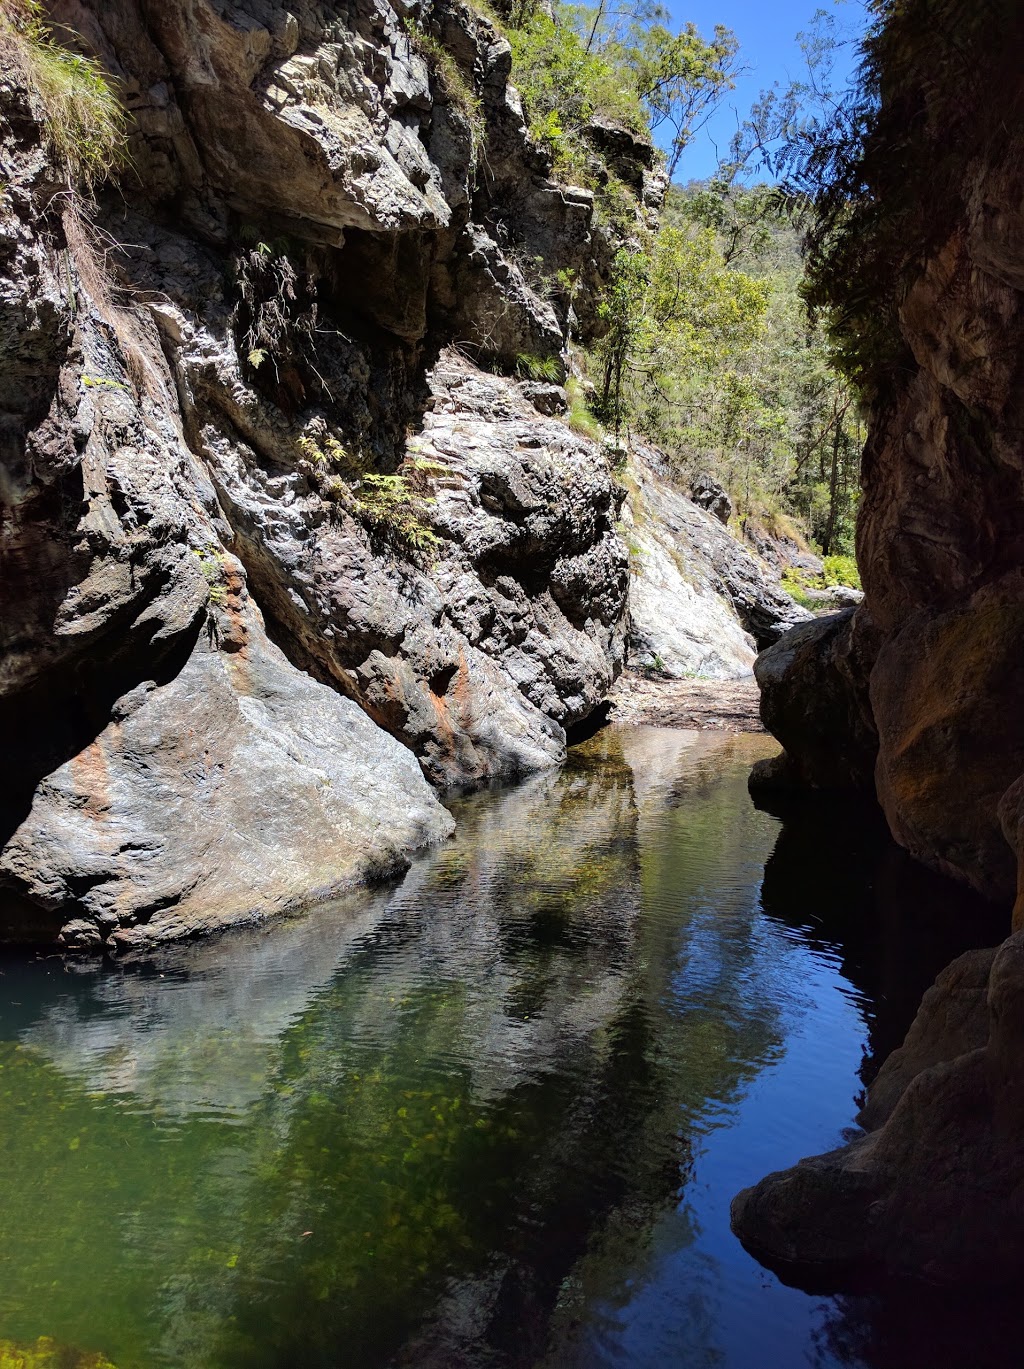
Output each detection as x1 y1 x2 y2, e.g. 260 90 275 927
0 727 1012 1369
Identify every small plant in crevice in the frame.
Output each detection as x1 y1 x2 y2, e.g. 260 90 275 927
564 376 602 441
637 652 668 678
515 353 562 382
230 229 319 393
407 26 485 155
297 433 443 562
193 545 229 606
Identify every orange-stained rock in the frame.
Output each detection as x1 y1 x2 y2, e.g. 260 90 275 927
870 593 1024 902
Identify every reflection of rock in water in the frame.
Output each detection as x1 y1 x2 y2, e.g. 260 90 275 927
18 895 390 1118
755 789 1007 1091
4 729 887 1369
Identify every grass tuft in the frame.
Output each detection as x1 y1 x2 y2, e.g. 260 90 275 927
0 0 126 195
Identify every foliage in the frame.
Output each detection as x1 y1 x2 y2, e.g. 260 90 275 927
506 3 737 187
515 353 562 381
565 376 602 440
591 219 769 443
727 0 1024 395
507 9 643 181
0 0 127 195
781 553 861 607
231 231 318 385
590 180 863 553
588 5 741 178
193 545 229 606
410 28 486 153
297 434 441 560
0 1339 117 1369
823 554 861 590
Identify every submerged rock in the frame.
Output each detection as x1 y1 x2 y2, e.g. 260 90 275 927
0 1340 117 1369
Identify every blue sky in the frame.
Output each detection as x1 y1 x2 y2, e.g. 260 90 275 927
661 0 869 181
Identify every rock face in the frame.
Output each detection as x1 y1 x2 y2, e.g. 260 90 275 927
2 0 775 948
622 445 810 680
749 609 878 794
733 7 1024 1287
732 934 1024 1286
0 0 644 947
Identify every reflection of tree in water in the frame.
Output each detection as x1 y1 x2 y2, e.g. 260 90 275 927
755 790 1007 1095
206 732 793 1369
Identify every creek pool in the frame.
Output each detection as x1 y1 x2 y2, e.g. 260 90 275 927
0 727 1012 1369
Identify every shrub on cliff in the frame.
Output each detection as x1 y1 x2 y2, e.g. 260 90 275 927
506 2 737 185
774 0 1024 393
0 0 125 196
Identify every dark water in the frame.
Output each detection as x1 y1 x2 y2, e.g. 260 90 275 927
0 728 1012 1369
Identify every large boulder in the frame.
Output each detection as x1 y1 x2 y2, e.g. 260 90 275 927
1 571 453 951
748 609 879 794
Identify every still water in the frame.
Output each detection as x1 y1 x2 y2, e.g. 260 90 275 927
0 728 1011 1369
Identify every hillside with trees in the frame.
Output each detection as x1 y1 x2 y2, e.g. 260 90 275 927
502 0 863 569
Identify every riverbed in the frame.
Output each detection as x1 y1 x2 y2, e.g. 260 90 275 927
0 728 1011 1368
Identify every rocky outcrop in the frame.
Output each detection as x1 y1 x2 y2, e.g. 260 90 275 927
733 3 1024 1288
749 609 878 794
732 932 1024 1286
0 0 801 948
621 444 810 680
0 0 647 947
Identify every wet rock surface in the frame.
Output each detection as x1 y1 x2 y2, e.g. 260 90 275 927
606 672 765 733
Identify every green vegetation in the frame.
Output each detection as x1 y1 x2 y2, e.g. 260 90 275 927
193 545 229 607
781 552 861 608
507 2 736 187
760 0 1024 397
495 3 864 557
565 376 602 440
231 231 318 384
515 352 562 381
0 0 126 195
297 434 441 560
410 28 486 153
0 1340 117 1369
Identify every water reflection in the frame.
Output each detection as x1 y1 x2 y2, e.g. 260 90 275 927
0 728 1009 1369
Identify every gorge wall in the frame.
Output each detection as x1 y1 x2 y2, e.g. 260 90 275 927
734 0 1024 1289
0 0 794 949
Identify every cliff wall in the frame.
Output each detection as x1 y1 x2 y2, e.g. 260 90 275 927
0 0 795 948
734 0 1024 1287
